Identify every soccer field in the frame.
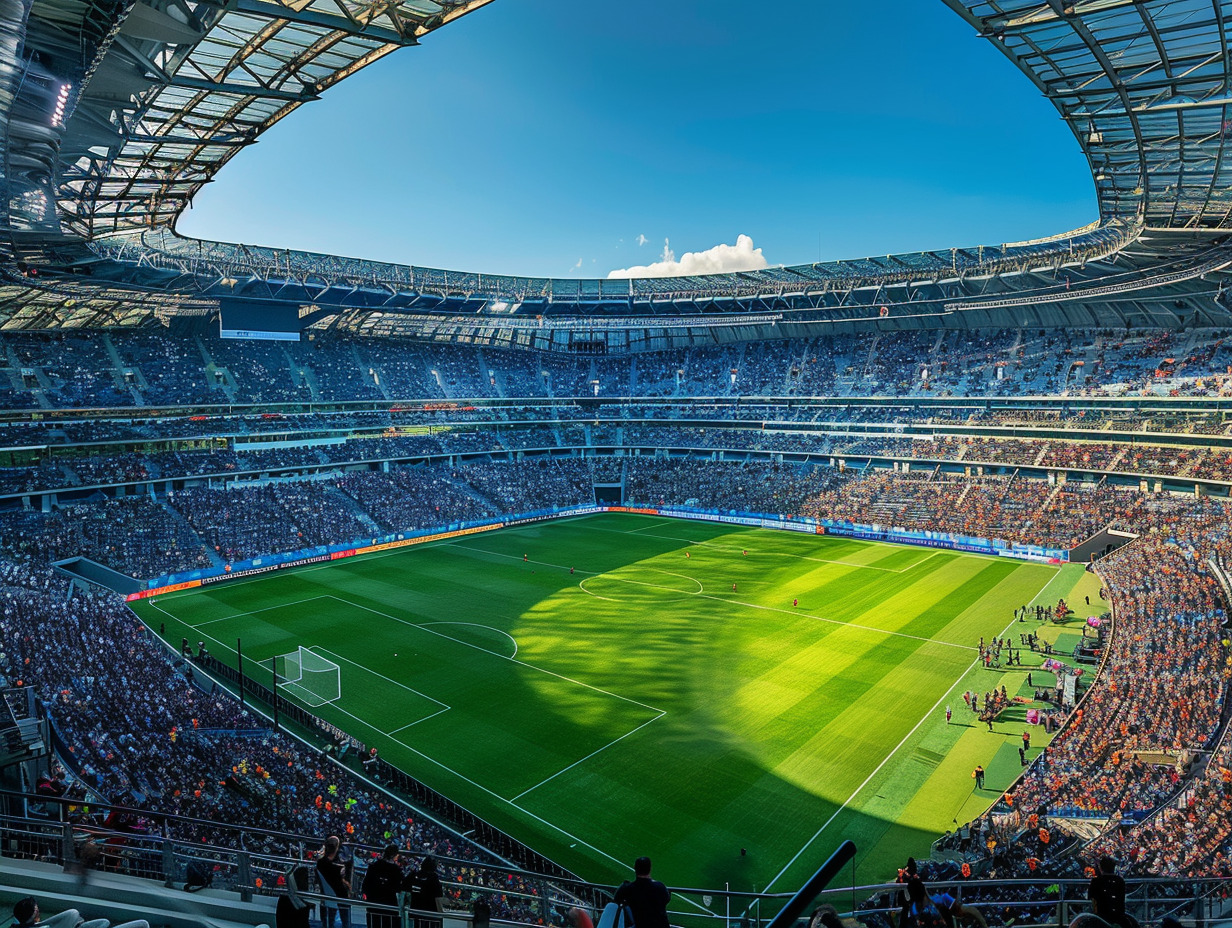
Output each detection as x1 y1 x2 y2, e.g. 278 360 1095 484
134 512 1067 891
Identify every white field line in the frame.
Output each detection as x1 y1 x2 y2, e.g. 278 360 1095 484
448 543 980 653
511 710 666 803
308 646 450 709
625 519 680 533
705 595 977 652
323 594 664 714
145 513 618 605
190 594 334 627
580 523 941 573
322 702 644 876
578 573 703 597
144 597 712 908
590 519 1032 571
145 518 1058 894
387 708 452 734
146 598 656 878
417 622 519 658
147 600 256 670
1027 566 1079 607
759 565 1060 893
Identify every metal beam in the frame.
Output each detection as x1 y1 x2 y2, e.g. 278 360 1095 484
162 73 319 102
121 133 257 147
231 0 410 45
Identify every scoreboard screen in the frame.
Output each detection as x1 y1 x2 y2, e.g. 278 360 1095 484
219 299 302 341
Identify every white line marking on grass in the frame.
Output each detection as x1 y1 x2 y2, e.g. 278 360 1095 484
143 599 710 899
1028 567 1077 607
142 525 521 604
147 601 249 665
728 598 977 652
511 710 666 802
183 594 334 627
578 571 703 598
308 647 450 709
907 551 943 571
323 594 665 714
583 524 936 573
387 708 451 734
625 518 678 533
417 622 519 658
759 564 1060 893
446 542 977 651
324 702 640 870
576 582 621 602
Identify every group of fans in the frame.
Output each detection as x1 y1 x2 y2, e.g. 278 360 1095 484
6 329 1232 410
10 423 1232 500
1 453 1231 919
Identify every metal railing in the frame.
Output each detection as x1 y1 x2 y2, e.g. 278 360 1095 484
0 795 603 926
5 795 1232 928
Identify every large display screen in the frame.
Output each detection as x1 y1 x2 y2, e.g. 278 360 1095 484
219 299 302 341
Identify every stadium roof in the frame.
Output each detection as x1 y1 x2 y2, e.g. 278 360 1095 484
2 0 1232 334
31 0 494 238
943 0 1232 230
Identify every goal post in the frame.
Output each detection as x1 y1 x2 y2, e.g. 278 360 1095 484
274 646 341 707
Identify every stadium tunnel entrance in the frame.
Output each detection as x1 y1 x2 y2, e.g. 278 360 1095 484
593 483 622 505
1069 527 1139 564
53 556 143 596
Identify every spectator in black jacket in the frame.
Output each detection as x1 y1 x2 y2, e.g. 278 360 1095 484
363 844 404 928
1087 857 1130 928
407 856 444 928
614 857 670 928
317 835 352 928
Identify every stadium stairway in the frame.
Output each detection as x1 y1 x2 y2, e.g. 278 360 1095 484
58 461 81 487
283 347 320 401
160 500 225 568
194 338 237 403
17 361 54 410
0 855 276 928
100 334 146 407
327 484 382 535
453 475 507 513
0 339 42 406
475 349 506 398
725 342 747 396
349 343 390 400
1028 483 1065 532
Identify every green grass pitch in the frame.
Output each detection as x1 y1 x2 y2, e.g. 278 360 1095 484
134 512 1071 892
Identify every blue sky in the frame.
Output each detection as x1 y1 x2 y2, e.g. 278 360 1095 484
176 0 1096 279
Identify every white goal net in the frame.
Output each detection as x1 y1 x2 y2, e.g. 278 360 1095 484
274 647 341 707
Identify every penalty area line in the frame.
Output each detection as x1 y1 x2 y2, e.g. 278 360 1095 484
511 710 666 802
307 646 450 710
143 601 709 908
322 594 665 714
178 594 335 628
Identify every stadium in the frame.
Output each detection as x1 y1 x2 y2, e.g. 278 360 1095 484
1 0 1232 927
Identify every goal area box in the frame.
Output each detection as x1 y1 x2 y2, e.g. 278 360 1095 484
274 647 341 707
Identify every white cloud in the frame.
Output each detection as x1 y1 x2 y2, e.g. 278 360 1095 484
571 258 583 272
607 234 768 279
636 233 649 247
